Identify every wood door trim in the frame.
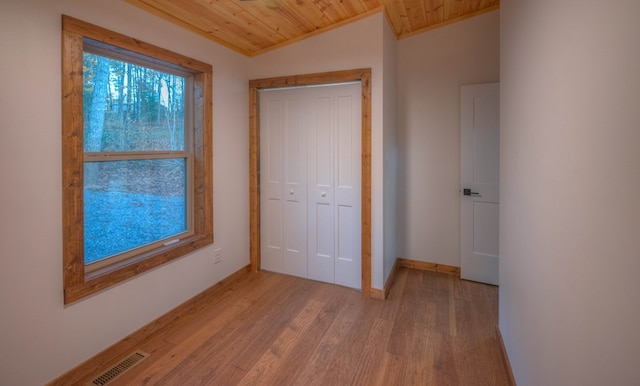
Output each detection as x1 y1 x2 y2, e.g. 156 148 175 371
370 257 400 300
249 68 372 297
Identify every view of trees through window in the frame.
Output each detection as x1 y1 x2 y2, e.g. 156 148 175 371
83 51 188 265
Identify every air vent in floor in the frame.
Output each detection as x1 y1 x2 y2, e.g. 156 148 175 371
87 350 149 386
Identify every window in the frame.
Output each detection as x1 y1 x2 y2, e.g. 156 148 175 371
62 16 213 304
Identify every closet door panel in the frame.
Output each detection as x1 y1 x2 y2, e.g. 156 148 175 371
308 202 334 283
281 93 308 278
307 93 335 283
333 85 362 289
260 90 308 277
260 96 283 272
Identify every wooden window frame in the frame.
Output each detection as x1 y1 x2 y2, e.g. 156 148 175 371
248 69 372 297
62 15 213 304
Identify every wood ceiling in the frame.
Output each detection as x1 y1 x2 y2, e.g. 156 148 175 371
125 0 499 56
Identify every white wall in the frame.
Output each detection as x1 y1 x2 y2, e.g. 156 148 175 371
0 1 249 385
500 1 640 385
249 13 393 289
382 19 398 283
397 11 499 267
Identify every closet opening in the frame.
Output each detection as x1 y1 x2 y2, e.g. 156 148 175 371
249 68 372 297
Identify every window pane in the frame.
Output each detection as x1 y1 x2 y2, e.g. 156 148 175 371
83 52 185 152
84 159 187 264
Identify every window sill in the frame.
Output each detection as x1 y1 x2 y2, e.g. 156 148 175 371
64 234 213 304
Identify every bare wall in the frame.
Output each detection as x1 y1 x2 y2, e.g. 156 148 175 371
500 1 640 384
382 18 399 282
0 1 249 384
397 11 499 267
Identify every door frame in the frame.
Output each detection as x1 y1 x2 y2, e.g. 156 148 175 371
249 68 372 297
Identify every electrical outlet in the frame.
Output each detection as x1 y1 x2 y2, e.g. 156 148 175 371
214 248 222 264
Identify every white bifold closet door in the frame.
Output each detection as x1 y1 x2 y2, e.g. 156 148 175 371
259 83 361 289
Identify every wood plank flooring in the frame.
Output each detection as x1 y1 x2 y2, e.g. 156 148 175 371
50 267 510 385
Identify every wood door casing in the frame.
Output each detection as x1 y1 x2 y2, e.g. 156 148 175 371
249 68 372 297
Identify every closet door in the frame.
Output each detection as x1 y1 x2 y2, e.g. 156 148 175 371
259 83 361 289
307 83 361 289
259 88 308 278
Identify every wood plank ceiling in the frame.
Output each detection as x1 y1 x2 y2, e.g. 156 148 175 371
125 0 499 56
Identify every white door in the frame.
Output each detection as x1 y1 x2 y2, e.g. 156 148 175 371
260 88 308 278
307 84 361 289
259 83 361 289
460 83 500 285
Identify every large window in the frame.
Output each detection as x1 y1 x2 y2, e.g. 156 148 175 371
62 16 213 304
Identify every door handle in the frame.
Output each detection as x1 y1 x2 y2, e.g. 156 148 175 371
463 188 481 197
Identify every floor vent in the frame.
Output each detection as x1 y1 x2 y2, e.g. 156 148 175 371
87 350 149 386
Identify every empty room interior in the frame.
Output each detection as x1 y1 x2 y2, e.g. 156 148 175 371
1 1 639 385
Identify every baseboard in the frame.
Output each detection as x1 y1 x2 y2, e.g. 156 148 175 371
369 288 385 300
397 257 461 277
370 258 460 300
48 264 252 385
370 258 401 300
496 325 517 386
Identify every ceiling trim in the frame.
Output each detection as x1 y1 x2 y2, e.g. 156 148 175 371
125 1 499 57
397 4 500 40
125 0 254 56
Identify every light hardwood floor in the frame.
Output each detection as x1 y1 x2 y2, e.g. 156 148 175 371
50 267 510 385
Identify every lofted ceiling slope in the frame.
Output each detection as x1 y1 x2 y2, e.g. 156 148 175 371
125 0 499 56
